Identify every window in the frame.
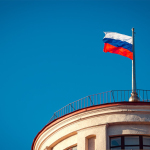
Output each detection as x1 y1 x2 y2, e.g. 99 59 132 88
110 136 150 150
67 146 77 150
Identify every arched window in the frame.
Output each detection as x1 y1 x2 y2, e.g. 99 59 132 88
110 135 150 150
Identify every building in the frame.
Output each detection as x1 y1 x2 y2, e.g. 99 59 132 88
32 90 150 150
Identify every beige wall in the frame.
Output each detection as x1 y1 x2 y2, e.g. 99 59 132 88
33 104 150 150
108 124 150 136
53 134 77 150
77 125 107 150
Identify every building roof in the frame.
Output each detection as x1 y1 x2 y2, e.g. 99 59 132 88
31 100 150 150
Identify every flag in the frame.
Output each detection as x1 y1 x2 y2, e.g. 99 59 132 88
103 32 133 60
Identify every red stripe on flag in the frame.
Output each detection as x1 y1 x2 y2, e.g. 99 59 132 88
103 43 133 60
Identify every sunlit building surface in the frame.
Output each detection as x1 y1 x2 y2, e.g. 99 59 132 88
32 90 150 150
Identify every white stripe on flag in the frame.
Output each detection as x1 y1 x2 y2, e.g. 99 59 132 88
104 32 132 44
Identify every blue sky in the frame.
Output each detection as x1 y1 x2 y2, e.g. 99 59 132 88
0 0 150 150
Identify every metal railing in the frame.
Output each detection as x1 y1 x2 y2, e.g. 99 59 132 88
48 89 150 123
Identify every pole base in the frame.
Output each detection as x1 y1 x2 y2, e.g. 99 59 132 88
129 92 140 102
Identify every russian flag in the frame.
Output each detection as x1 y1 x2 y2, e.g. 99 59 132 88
103 32 133 60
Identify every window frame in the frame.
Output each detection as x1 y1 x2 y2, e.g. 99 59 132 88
110 135 150 150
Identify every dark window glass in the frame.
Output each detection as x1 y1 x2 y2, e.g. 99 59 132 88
143 137 150 146
111 147 121 150
125 136 139 145
143 146 150 150
124 146 139 150
111 137 121 147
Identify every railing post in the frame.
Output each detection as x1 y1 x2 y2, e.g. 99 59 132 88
90 96 91 106
146 90 148 102
87 96 88 107
121 91 122 102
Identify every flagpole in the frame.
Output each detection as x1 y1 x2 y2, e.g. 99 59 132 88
132 28 136 93
129 28 139 102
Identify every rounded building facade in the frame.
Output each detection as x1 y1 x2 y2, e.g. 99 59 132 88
32 91 150 150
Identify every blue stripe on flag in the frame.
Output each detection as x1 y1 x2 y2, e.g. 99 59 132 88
103 38 132 52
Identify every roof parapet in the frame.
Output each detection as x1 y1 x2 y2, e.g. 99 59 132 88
48 89 150 124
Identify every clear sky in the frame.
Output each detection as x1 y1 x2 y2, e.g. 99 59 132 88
0 0 150 150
